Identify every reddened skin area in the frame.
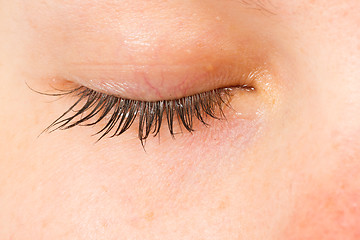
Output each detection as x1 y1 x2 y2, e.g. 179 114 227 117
281 140 360 240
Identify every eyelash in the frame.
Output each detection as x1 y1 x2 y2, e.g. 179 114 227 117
43 86 244 143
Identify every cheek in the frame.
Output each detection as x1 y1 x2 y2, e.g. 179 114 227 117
281 146 360 240
284 186 360 240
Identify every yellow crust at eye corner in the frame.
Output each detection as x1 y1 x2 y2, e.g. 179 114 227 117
224 67 280 122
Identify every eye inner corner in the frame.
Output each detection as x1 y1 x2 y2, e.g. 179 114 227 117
240 84 256 92
223 84 257 95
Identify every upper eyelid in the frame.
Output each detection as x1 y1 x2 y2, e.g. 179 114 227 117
64 61 259 102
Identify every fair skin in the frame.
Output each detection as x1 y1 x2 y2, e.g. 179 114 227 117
1 0 360 239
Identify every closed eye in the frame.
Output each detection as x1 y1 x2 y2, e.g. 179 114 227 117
40 85 254 145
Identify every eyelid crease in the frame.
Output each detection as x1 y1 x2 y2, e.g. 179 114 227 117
41 85 254 145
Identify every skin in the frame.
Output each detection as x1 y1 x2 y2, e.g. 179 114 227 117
0 0 360 239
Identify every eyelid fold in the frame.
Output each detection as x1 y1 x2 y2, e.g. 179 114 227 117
48 4 274 102
57 27 270 101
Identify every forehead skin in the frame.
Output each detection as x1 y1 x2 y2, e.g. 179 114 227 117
0 0 360 239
